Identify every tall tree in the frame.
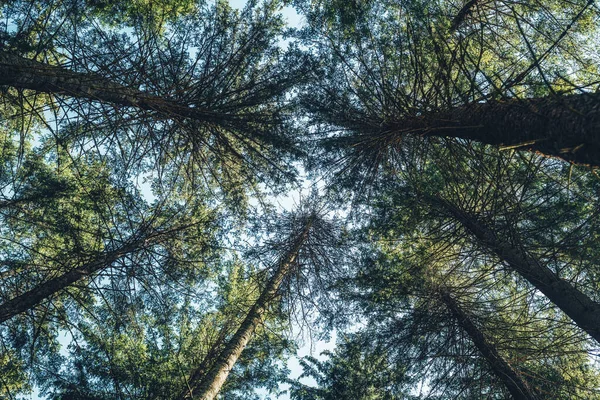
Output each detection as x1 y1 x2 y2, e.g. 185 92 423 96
294 0 600 166
433 195 600 343
1 0 311 204
180 203 342 400
0 219 203 324
181 219 311 399
438 288 536 399
322 229 600 398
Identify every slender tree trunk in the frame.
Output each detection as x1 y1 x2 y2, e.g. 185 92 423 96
439 290 536 399
180 219 314 400
0 231 162 323
0 52 229 124
377 94 600 167
439 199 600 342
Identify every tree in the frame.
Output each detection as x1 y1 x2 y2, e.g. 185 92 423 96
289 336 410 400
433 195 600 343
323 228 600 398
0 219 202 324
180 202 344 400
180 212 315 400
294 0 600 167
330 93 600 167
1 0 311 203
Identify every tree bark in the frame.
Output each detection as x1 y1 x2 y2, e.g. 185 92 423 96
180 218 314 400
378 94 600 167
0 231 162 324
439 289 536 400
0 52 231 124
439 199 600 343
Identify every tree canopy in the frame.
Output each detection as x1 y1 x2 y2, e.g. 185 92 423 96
1 0 600 399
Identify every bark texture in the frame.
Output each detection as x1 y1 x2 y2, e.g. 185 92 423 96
440 290 536 399
440 200 600 343
180 219 314 400
0 52 229 124
381 94 600 167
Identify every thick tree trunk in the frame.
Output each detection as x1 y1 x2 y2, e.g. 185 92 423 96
180 219 313 400
0 231 161 324
439 290 536 399
380 94 600 167
0 52 229 124
440 199 600 343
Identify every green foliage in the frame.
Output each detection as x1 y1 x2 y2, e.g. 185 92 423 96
0 350 29 397
290 338 410 400
84 0 197 28
41 259 293 400
2 0 600 399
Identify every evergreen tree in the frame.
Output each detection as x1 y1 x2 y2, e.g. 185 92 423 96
2 0 600 398
293 0 600 166
181 202 344 400
289 336 410 400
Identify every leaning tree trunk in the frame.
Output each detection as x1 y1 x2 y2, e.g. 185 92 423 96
179 218 314 400
439 289 537 400
349 93 600 168
439 199 600 343
0 229 165 324
0 52 232 124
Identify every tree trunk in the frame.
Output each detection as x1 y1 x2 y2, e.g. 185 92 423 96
439 289 536 400
440 199 600 343
0 231 162 324
0 52 230 124
180 218 314 400
379 94 600 167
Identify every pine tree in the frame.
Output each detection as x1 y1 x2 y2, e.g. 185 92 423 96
294 0 600 166
3 0 600 398
180 203 343 400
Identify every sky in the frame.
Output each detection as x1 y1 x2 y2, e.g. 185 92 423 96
229 0 305 29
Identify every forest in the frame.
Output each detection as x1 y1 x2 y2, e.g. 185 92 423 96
1 0 600 398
